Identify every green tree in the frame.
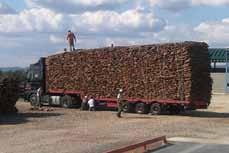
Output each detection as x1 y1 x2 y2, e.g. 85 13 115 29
2 69 27 83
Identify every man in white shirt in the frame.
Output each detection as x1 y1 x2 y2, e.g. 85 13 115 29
88 96 95 111
36 87 42 108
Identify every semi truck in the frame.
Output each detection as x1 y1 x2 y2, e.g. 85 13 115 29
24 42 212 114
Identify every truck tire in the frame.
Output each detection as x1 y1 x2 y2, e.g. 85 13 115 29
61 95 73 108
30 93 38 107
135 103 147 114
123 103 134 113
150 103 161 115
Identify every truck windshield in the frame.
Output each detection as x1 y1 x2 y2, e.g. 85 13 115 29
27 62 42 82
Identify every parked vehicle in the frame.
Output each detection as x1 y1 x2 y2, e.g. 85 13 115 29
24 42 212 114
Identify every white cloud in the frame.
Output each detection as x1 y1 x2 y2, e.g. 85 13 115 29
0 8 166 36
25 0 134 13
0 2 16 14
194 18 229 46
149 0 229 12
25 0 229 14
149 0 191 12
28 0 192 13
145 24 201 44
192 0 229 6
70 9 166 35
0 8 63 33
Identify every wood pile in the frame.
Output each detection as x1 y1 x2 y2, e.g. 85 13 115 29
0 75 20 113
45 42 212 104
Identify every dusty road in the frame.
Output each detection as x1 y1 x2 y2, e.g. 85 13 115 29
0 94 229 153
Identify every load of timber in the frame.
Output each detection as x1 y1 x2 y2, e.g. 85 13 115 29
0 75 20 113
45 41 212 105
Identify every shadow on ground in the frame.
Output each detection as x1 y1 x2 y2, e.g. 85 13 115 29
181 111 229 118
146 143 174 153
117 110 229 119
121 111 229 119
122 116 153 119
0 112 62 125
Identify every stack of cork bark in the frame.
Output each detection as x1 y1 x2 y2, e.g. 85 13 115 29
0 75 20 113
45 42 212 104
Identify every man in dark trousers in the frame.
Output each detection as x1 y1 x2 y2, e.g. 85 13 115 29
81 96 88 110
117 88 124 118
66 30 76 51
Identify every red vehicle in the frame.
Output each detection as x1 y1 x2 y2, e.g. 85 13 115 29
25 43 211 115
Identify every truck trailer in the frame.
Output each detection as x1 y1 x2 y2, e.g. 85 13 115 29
25 42 212 114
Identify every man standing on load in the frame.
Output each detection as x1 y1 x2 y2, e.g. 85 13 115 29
117 88 124 118
66 30 76 51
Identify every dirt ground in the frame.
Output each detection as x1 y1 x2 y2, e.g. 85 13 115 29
0 94 229 153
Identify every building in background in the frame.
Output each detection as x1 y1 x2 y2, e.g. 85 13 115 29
209 48 229 93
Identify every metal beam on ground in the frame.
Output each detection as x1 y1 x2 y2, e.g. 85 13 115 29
105 136 167 153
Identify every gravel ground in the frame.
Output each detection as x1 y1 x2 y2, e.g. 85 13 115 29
0 94 229 153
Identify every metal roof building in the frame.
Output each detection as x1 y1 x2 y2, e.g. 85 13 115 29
209 48 229 63
209 48 229 93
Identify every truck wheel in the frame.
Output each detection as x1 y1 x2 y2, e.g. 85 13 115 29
61 95 72 108
30 94 37 107
135 103 147 114
150 103 161 115
123 103 134 113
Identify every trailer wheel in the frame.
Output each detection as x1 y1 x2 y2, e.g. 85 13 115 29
135 103 147 114
150 103 161 115
30 94 38 107
123 103 134 113
61 95 72 108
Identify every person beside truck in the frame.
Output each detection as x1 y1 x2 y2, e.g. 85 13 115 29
88 96 95 111
81 96 88 110
117 88 125 118
36 87 42 109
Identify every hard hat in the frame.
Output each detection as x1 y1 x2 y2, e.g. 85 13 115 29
119 89 123 92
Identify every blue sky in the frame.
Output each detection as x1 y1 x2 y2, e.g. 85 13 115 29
0 0 26 11
1 0 229 67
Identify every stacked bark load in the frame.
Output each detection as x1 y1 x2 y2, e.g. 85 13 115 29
45 42 212 105
0 75 20 113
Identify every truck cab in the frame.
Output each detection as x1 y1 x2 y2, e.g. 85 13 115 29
24 58 45 102
25 58 82 108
